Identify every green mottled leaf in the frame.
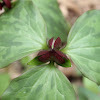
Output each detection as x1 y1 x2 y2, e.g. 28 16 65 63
2 64 76 100
0 73 10 96
83 77 100 93
64 10 100 84
78 87 100 100
33 0 70 42
20 56 32 68
0 0 47 68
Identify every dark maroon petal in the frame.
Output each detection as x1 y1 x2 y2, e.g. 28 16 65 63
38 52 50 63
55 50 68 59
48 37 54 48
38 50 49 56
54 37 61 49
53 51 65 64
3 0 11 9
0 3 2 10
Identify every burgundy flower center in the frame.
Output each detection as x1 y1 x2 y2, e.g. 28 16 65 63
37 37 69 65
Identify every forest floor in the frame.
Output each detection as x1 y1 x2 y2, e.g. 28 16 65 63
58 0 100 25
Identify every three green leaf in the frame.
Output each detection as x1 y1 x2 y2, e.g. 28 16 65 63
0 0 100 100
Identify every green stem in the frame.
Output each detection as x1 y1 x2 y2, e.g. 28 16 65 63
49 61 54 66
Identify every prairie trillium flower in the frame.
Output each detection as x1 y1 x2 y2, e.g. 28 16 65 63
36 37 71 67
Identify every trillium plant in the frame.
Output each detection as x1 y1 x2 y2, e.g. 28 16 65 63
0 0 100 100
29 37 71 67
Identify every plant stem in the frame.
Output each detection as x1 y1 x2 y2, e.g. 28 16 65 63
49 61 54 66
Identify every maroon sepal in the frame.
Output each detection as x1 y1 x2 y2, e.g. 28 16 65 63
3 0 11 9
54 37 61 49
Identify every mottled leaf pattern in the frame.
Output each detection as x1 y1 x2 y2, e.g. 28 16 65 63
78 87 100 100
64 10 100 84
2 64 76 100
33 0 70 42
0 0 47 68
